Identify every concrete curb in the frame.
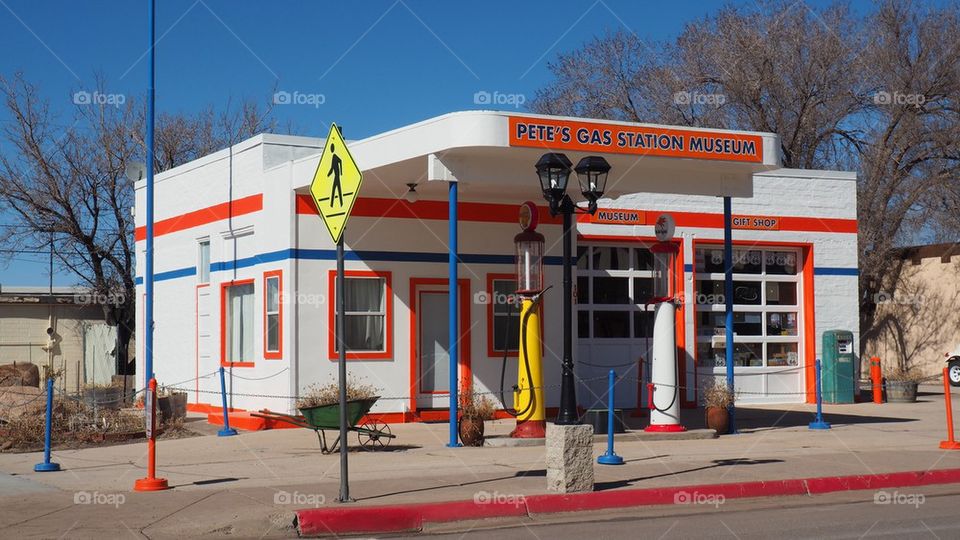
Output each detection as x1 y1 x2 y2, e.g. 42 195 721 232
295 467 960 536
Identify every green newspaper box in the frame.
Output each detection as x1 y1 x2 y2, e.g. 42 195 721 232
822 330 856 404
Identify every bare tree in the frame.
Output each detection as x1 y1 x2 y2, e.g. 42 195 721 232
532 2 867 169
856 2 960 344
0 73 283 376
532 1 960 354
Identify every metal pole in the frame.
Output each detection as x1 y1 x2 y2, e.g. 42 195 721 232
144 0 156 386
448 181 460 446
336 236 351 501
34 376 60 472
809 359 831 430
556 198 579 424
217 366 237 436
597 369 623 465
723 196 735 434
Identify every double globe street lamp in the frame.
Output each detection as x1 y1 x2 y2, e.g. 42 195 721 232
534 153 611 425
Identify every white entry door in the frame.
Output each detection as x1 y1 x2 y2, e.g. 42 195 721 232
417 290 452 409
196 284 214 403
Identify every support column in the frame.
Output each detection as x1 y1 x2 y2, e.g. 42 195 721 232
723 196 736 434
447 181 460 447
144 0 156 386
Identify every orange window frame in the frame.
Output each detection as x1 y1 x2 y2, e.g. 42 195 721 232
263 270 283 359
327 270 393 360
485 273 546 358
690 239 815 404
220 278 256 368
577 234 689 407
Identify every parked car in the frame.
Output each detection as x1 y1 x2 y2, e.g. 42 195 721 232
947 346 960 387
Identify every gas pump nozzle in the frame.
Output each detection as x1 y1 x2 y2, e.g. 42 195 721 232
528 285 553 309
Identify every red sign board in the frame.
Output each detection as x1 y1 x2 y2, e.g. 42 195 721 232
509 116 764 163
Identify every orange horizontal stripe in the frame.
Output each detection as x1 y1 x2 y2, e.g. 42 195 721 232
298 195 856 234
296 194 562 225
135 194 263 241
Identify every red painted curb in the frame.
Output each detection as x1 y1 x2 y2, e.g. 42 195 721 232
294 467 960 537
523 478 810 514
296 506 421 536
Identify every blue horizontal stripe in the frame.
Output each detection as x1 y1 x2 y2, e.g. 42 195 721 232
136 249 564 284
814 267 858 276
683 263 693 273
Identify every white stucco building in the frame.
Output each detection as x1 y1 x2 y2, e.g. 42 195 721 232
134 111 858 424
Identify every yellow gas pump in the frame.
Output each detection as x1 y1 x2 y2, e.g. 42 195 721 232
511 202 547 438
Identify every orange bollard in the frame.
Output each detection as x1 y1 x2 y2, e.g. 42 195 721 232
939 367 960 450
134 378 170 491
870 357 883 404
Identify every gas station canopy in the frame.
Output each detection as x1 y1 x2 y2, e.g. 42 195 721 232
325 111 783 202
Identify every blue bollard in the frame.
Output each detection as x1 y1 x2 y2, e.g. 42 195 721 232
598 370 624 465
809 358 831 430
34 377 61 472
217 367 238 437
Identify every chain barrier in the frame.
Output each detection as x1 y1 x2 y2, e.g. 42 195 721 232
228 367 290 381
161 375 612 404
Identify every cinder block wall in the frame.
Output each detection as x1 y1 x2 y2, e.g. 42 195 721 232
0 303 107 393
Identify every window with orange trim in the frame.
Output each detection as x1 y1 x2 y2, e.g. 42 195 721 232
486 274 521 357
221 279 255 367
693 246 802 368
264 270 282 359
327 270 393 360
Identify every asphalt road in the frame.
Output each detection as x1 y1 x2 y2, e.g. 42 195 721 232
420 485 960 539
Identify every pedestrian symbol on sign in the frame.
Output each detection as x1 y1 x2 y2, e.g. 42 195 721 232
309 123 363 243
328 142 343 208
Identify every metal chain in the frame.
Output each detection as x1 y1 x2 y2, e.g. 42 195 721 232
162 375 611 403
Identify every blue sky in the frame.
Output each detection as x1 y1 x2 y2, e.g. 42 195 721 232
0 0 875 285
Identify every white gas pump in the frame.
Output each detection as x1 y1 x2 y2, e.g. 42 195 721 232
646 214 686 432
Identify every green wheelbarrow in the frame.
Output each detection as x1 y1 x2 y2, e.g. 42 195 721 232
252 397 394 453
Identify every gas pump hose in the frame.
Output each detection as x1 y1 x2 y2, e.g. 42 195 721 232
498 286 551 417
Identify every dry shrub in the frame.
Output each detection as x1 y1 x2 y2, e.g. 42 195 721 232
297 376 379 409
701 379 736 409
459 386 495 421
0 385 192 451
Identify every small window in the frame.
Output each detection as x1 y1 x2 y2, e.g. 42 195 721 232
223 281 254 365
264 271 282 358
198 240 210 284
491 279 520 354
334 276 386 352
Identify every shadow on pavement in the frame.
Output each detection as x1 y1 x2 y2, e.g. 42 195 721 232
621 407 918 433
595 458 784 490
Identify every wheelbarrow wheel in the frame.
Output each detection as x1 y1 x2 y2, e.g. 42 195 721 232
357 421 391 450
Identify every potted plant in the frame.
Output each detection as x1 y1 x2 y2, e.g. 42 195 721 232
458 386 494 446
885 369 923 403
702 379 735 435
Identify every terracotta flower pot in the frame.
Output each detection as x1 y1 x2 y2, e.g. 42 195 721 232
458 416 485 446
705 406 730 435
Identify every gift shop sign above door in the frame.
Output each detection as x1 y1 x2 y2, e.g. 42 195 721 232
508 116 763 163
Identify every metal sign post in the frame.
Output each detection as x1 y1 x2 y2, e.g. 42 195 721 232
309 123 363 503
336 236 350 502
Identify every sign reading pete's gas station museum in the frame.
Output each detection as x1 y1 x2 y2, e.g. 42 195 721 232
509 116 763 163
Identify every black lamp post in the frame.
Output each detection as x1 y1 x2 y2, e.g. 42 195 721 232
535 152 610 425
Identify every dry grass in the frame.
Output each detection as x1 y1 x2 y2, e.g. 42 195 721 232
297 376 379 409
0 384 193 452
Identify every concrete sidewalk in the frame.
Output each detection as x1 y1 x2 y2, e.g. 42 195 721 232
2 385 960 538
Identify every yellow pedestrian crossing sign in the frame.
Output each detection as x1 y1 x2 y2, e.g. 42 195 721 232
309 123 363 244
